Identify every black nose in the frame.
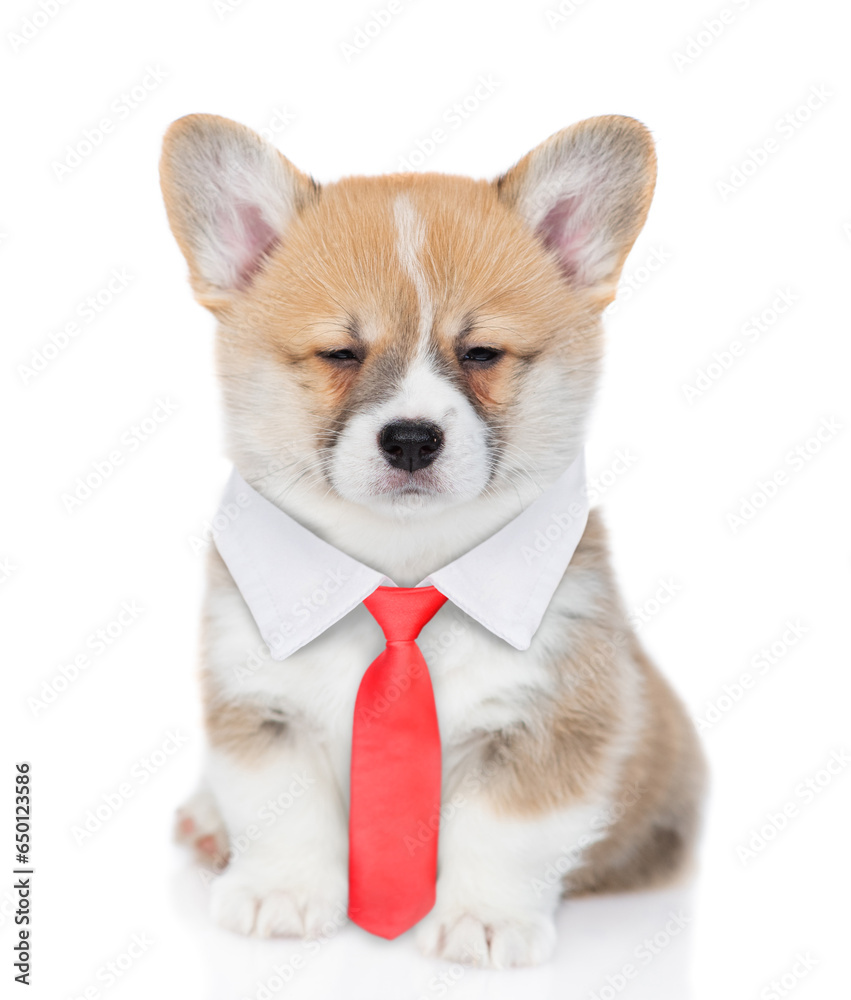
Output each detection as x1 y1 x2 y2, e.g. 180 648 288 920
379 421 444 472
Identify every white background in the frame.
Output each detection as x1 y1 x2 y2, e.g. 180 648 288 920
3 0 850 997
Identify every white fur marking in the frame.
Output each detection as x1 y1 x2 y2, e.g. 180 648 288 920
393 195 434 354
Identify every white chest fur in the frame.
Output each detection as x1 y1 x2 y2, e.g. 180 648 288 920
204 565 562 794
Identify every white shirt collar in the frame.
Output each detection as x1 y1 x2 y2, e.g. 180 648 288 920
213 451 589 660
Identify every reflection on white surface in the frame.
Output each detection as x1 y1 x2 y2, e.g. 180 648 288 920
170 859 694 1000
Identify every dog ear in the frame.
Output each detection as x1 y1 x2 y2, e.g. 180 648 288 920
495 116 656 307
159 114 319 310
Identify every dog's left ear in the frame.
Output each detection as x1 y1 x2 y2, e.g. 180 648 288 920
495 116 656 307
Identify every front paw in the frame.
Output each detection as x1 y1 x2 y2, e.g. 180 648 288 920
416 908 557 968
210 866 347 939
175 788 229 870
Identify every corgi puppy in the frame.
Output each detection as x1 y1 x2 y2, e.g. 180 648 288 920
160 113 705 968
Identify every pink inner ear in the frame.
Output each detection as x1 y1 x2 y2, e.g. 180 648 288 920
223 202 281 290
536 195 592 284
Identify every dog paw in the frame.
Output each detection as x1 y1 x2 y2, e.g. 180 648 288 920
175 788 230 870
210 868 347 939
416 909 557 968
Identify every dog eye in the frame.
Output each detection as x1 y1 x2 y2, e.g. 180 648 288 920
319 348 360 363
461 347 502 364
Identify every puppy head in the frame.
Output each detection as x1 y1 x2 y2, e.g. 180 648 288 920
160 114 655 519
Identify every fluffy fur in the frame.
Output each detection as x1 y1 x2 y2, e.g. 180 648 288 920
161 112 705 968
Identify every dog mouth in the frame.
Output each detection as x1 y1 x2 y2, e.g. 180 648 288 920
373 468 447 498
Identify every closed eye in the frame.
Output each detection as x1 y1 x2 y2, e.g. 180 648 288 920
461 346 503 365
318 348 361 364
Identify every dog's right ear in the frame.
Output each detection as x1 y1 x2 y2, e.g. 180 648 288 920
159 114 319 311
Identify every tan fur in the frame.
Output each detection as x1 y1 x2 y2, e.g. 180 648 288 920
447 511 706 893
568 642 707 896
161 113 704 931
201 689 290 766
160 122 605 427
214 173 602 430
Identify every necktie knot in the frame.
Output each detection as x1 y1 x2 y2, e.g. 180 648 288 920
363 586 447 643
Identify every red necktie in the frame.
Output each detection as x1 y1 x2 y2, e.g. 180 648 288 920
348 585 448 939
